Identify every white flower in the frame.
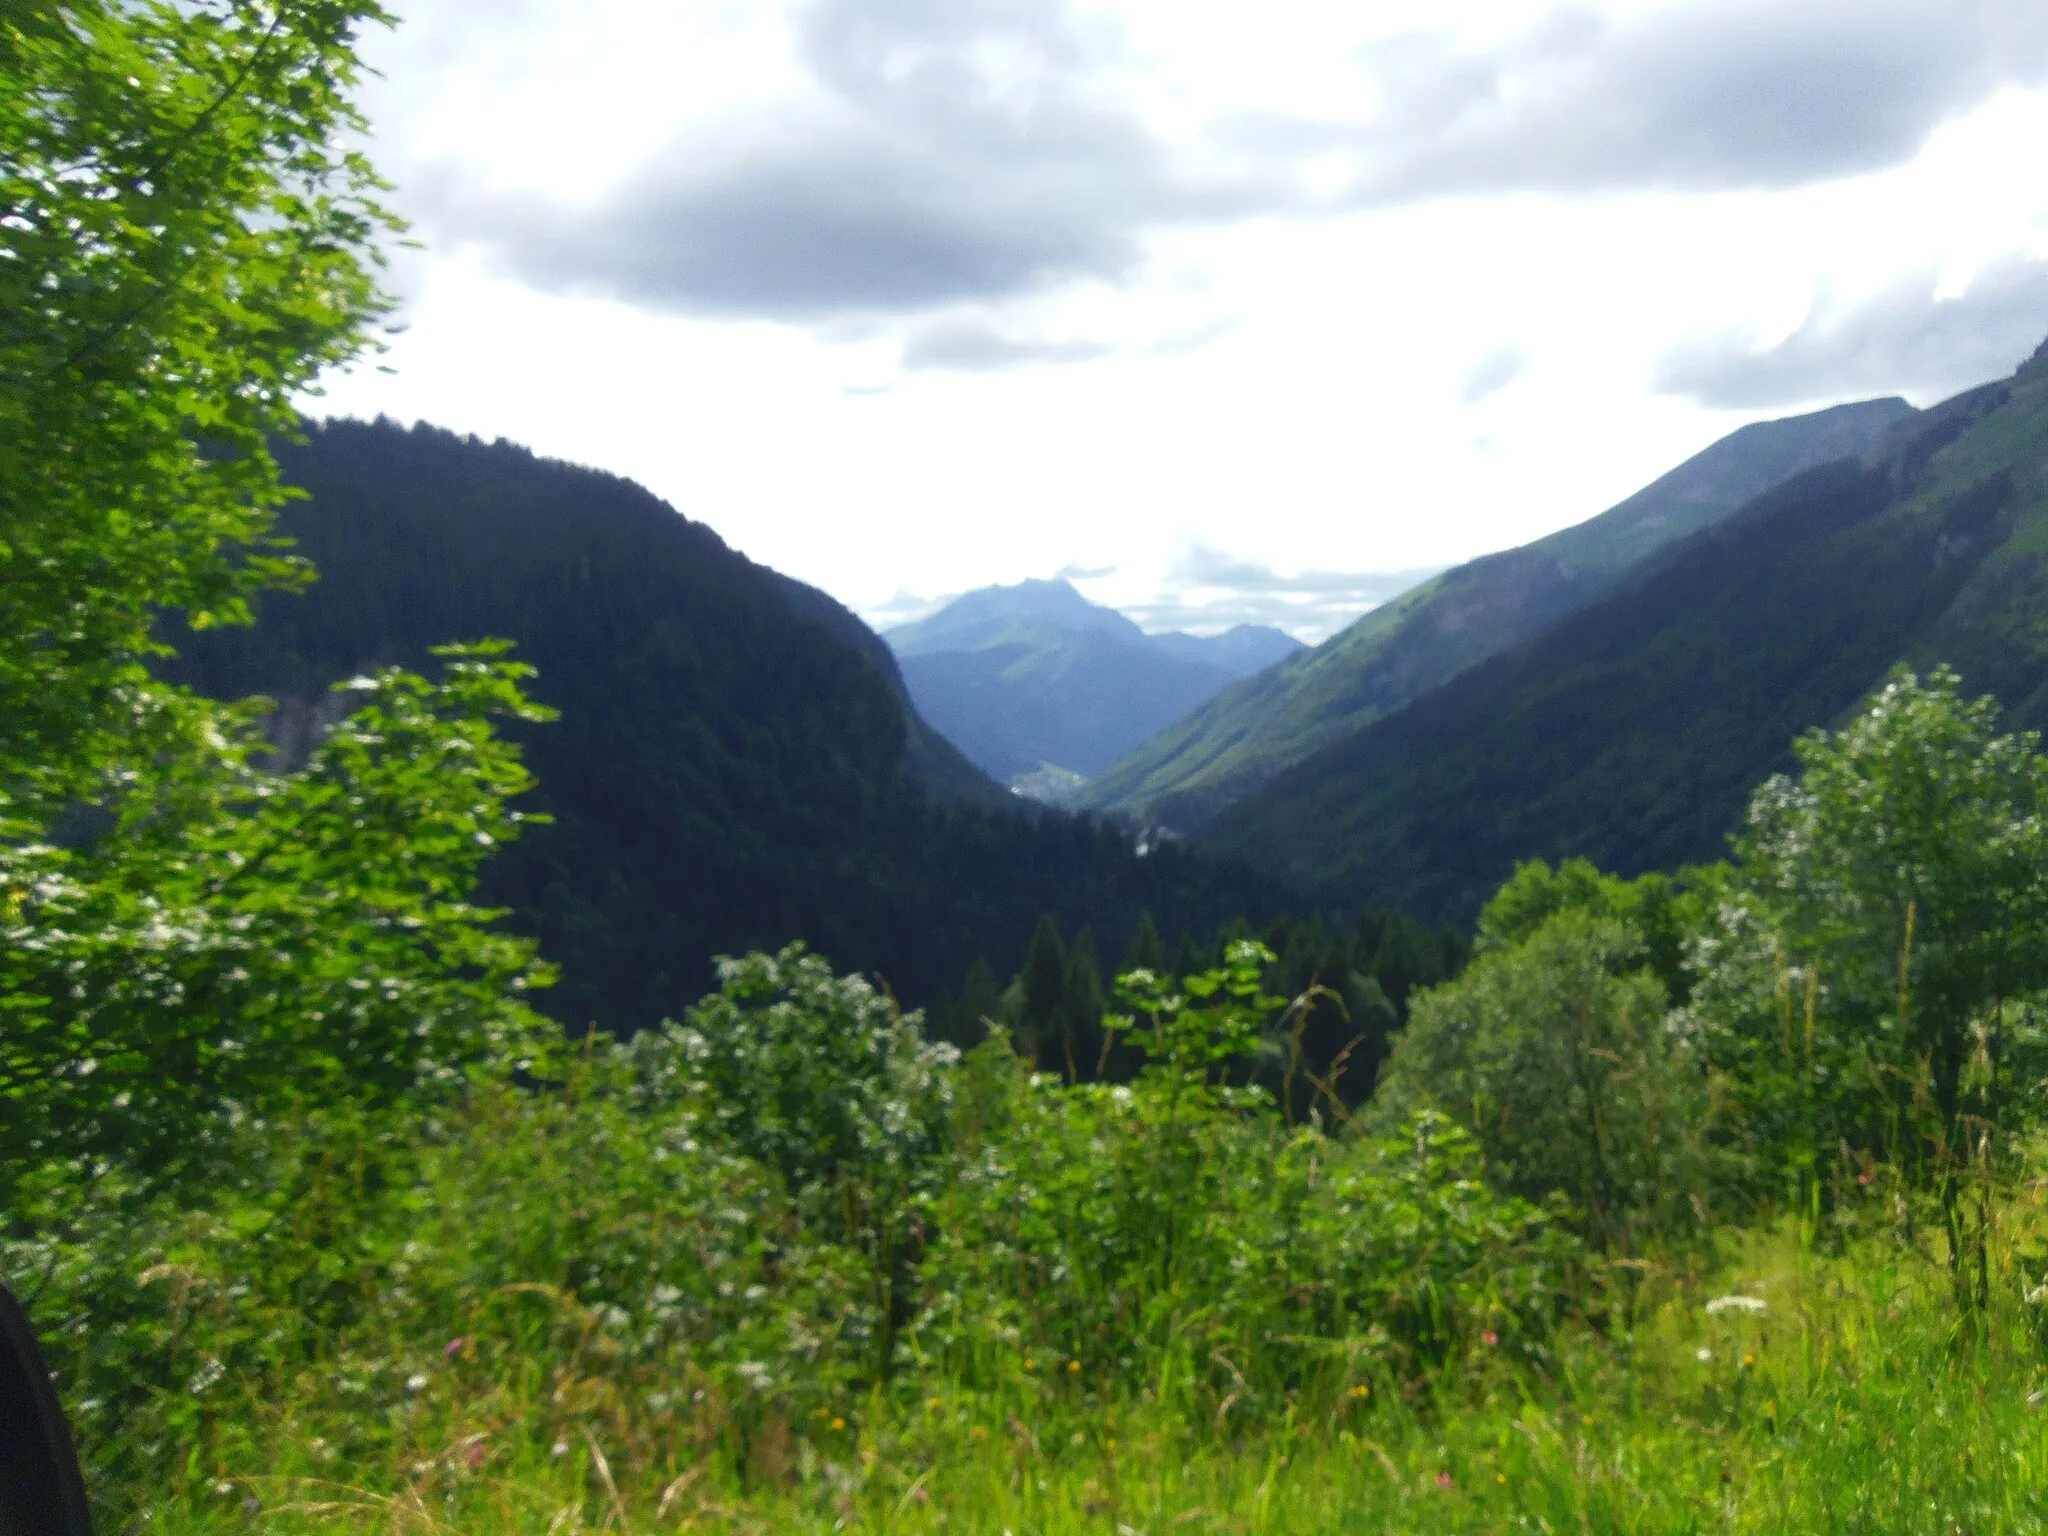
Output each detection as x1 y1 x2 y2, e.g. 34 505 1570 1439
405 1372 430 1395
1695 1347 1713 1362
551 1440 569 1459
1705 1295 1768 1315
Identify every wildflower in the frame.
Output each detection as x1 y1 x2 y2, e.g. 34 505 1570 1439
464 1440 488 1470
405 1373 430 1395
1023 1358 1036 1372
242 1497 261 1515
1435 1471 1453 1490
1350 1384 1371 1399
1481 1330 1498 1347
1858 1171 1873 1186
928 1396 944 1410
1742 1353 1756 1367
1705 1295 1767 1316
831 1417 847 1431
970 1426 989 1440
1696 1348 1713 1362
444 1336 468 1358
1497 1474 1507 1484
550 1440 569 1460
1068 1359 1082 1374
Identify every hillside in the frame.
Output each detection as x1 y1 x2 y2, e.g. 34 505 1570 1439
166 419 1287 1029
886 579 1302 788
1080 396 1918 829
1200 345 2048 921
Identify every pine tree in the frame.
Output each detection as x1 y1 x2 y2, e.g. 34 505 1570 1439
1019 915 1069 1073
1066 929 1106 1079
1124 909 1167 975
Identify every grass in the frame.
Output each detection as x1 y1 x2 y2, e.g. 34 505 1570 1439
114 1204 2048 1535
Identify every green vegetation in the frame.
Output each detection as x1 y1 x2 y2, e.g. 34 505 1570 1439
20 669 2048 1533
1203 366 2048 924
166 418 1294 1031
1080 397 1916 830
17 8 2048 1536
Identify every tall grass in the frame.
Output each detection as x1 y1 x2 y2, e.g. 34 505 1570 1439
26 1049 2048 1535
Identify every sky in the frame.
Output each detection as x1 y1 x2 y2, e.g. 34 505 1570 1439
314 0 2048 641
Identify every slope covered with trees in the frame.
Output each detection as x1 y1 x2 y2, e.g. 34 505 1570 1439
167 419 1288 1030
1082 397 1917 829
1201 351 2048 921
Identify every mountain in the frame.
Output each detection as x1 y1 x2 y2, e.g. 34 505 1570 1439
1198 344 2048 923
885 579 1305 788
165 419 1290 1030
1079 396 1919 829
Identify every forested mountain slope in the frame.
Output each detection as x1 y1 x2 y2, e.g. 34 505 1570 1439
167 419 1286 1029
1200 345 2048 922
886 579 1302 786
1081 396 1917 829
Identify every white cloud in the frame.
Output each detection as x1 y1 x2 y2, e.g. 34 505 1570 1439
313 0 2048 644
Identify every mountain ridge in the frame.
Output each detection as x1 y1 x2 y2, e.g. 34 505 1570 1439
1197 352 2048 922
1079 396 1919 829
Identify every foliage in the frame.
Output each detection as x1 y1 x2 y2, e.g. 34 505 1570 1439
1691 667 2048 1294
0 2 555 1232
1372 911 1707 1251
1477 856 1696 1000
1 647 556 1192
0 0 397 821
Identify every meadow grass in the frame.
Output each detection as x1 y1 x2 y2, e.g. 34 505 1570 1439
121 1202 2048 1536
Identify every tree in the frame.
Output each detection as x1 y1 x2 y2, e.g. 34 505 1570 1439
0 2 557 1220
1064 927 1105 1076
1 0 398 820
1123 909 1166 974
1019 914 1071 1076
1699 667 2048 1302
1370 910 1705 1253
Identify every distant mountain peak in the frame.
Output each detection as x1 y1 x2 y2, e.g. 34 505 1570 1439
883 579 1307 788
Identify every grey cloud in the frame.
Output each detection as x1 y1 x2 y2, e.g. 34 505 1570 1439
1321 0 2048 204
426 0 2048 326
448 0 1272 321
1654 256 2048 409
1460 345 1528 405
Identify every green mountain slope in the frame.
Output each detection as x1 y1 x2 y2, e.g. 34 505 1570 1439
166 419 1288 1029
1080 397 1917 829
887 579 1303 786
1199 345 2048 923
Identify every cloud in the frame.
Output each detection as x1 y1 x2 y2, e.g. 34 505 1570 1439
1653 255 2048 408
900 323 1116 372
444 0 1273 321
1055 562 1118 581
1244 0 2048 206
423 0 2048 329
1460 345 1528 404
898 316 1231 372
1127 545 1442 642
